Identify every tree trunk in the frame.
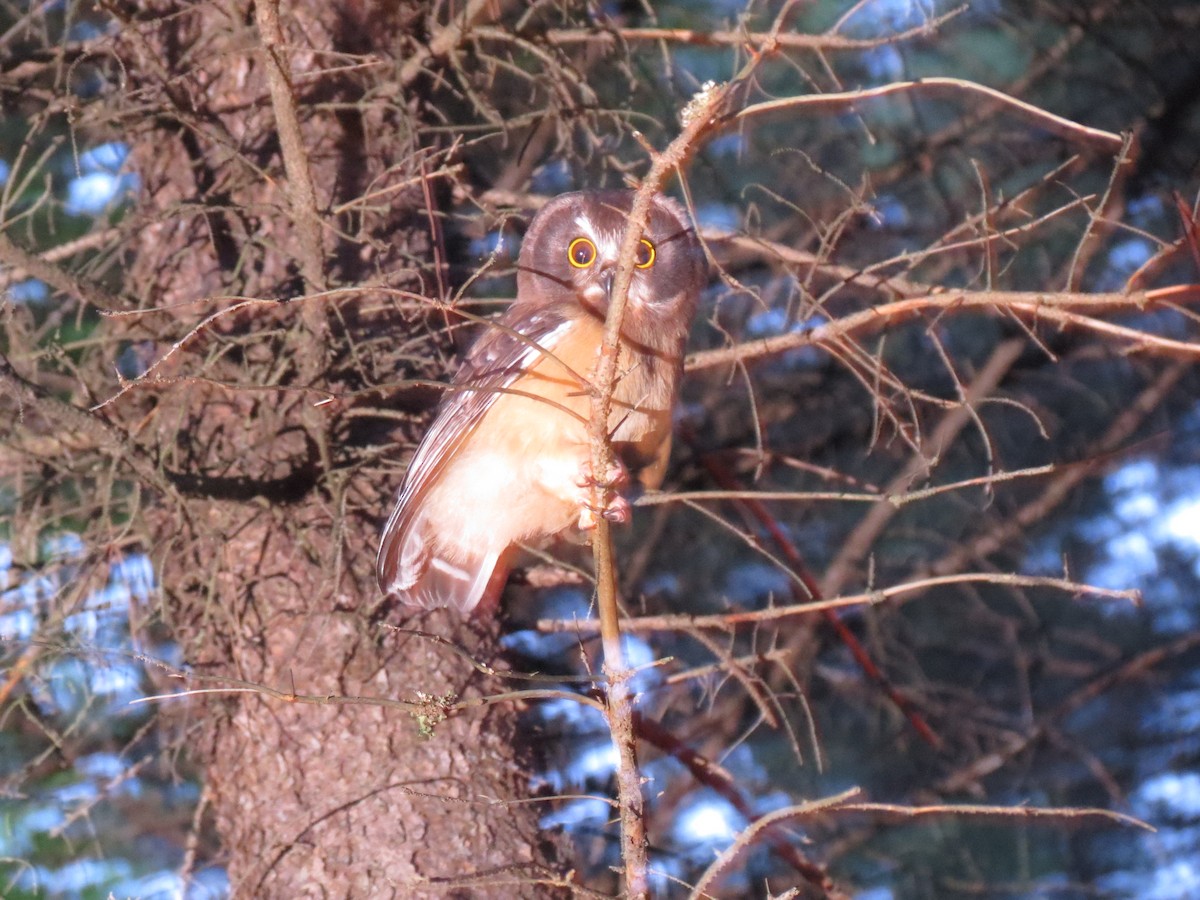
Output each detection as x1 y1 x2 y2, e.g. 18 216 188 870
107 1 556 893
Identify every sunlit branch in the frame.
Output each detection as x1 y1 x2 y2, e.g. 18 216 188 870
687 286 1200 372
730 76 1126 154
537 572 1141 635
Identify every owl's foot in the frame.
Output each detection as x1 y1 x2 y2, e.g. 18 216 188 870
575 459 631 530
578 493 632 529
577 495 632 530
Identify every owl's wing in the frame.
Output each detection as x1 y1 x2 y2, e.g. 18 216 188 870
376 306 575 612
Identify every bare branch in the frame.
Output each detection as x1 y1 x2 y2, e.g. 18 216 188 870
691 789 1148 898
399 0 509 87
687 287 1200 372
821 338 1025 598
0 350 178 501
0 230 125 310
540 6 966 53
730 77 1126 154
539 572 1140 635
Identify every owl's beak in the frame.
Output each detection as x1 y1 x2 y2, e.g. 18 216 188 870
581 264 615 308
589 264 615 305
598 265 615 300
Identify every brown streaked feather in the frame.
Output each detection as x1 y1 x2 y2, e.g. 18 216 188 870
376 305 577 608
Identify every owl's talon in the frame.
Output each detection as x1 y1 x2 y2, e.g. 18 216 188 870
574 457 632 531
601 495 631 524
576 493 631 530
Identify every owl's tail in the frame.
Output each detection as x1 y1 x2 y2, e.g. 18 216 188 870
377 503 508 615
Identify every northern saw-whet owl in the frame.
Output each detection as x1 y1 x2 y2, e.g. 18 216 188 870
377 190 707 614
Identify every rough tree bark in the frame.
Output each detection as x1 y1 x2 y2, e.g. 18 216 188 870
104 1 558 894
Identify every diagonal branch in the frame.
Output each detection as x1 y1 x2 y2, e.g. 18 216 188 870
0 230 125 310
819 338 1025 598
924 359 1189 580
254 0 325 297
0 350 178 502
399 0 508 87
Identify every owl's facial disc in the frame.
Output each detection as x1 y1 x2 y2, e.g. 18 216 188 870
565 217 663 309
515 190 705 331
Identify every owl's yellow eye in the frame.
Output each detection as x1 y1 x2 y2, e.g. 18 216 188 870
635 238 656 269
568 237 597 268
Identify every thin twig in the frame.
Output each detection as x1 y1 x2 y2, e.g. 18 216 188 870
0 350 180 502
924 359 1190 580
935 628 1200 794
634 713 833 892
730 77 1126 154
539 8 963 53
399 0 504 87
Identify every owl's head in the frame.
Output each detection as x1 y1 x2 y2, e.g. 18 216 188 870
516 190 706 340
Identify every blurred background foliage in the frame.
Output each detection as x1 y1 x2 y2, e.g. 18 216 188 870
2 0 1200 896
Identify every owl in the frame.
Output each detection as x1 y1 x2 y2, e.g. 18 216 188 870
377 190 707 614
